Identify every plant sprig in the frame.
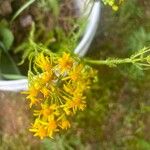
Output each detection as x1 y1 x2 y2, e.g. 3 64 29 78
85 47 150 70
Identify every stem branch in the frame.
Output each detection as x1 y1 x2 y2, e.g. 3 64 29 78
85 58 143 67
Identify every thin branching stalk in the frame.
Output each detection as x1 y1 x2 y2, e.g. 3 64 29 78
84 47 150 68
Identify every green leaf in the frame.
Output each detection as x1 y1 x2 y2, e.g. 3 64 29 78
0 45 21 79
0 26 14 50
1 74 26 80
11 0 36 21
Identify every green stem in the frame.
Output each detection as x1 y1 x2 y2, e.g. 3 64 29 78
84 58 143 67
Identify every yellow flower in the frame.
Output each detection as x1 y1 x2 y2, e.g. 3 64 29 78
63 82 86 97
34 104 59 118
25 86 41 107
63 95 86 114
69 64 83 81
35 53 52 71
34 126 47 140
63 64 83 82
29 120 47 140
63 83 75 95
27 86 39 97
58 52 74 73
25 51 96 139
33 82 42 91
40 71 53 83
60 119 71 130
45 116 59 138
102 0 124 11
73 82 89 95
27 96 40 108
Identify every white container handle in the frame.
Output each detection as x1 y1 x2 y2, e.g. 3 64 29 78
74 1 101 56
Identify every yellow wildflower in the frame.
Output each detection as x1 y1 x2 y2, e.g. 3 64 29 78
102 0 124 11
63 82 87 97
69 64 83 81
63 83 75 95
33 82 42 91
35 53 52 71
25 52 96 139
63 64 83 82
40 71 53 83
58 52 74 73
59 119 71 130
63 95 86 114
25 86 40 107
45 116 59 138
27 86 39 97
73 82 90 95
27 96 40 108
29 120 47 140
34 104 59 118
33 126 47 140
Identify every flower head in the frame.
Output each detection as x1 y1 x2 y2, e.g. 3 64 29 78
29 119 47 140
63 95 86 114
35 53 52 71
45 116 59 138
25 51 96 139
58 52 74 73
59 119 71 130
34 104 59 118
102 0 125 11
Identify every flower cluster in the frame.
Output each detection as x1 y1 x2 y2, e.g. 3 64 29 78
25 52 96 139
102 0 124 11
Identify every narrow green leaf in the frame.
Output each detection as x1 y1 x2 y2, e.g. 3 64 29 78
11 0 36 21
2 74 26 80
0 26 14 50
0 48 21 76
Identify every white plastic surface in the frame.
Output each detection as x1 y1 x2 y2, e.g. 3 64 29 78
74 1 101 56
0 79 28 91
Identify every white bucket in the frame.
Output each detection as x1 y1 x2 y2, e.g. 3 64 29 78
0 0 101 91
